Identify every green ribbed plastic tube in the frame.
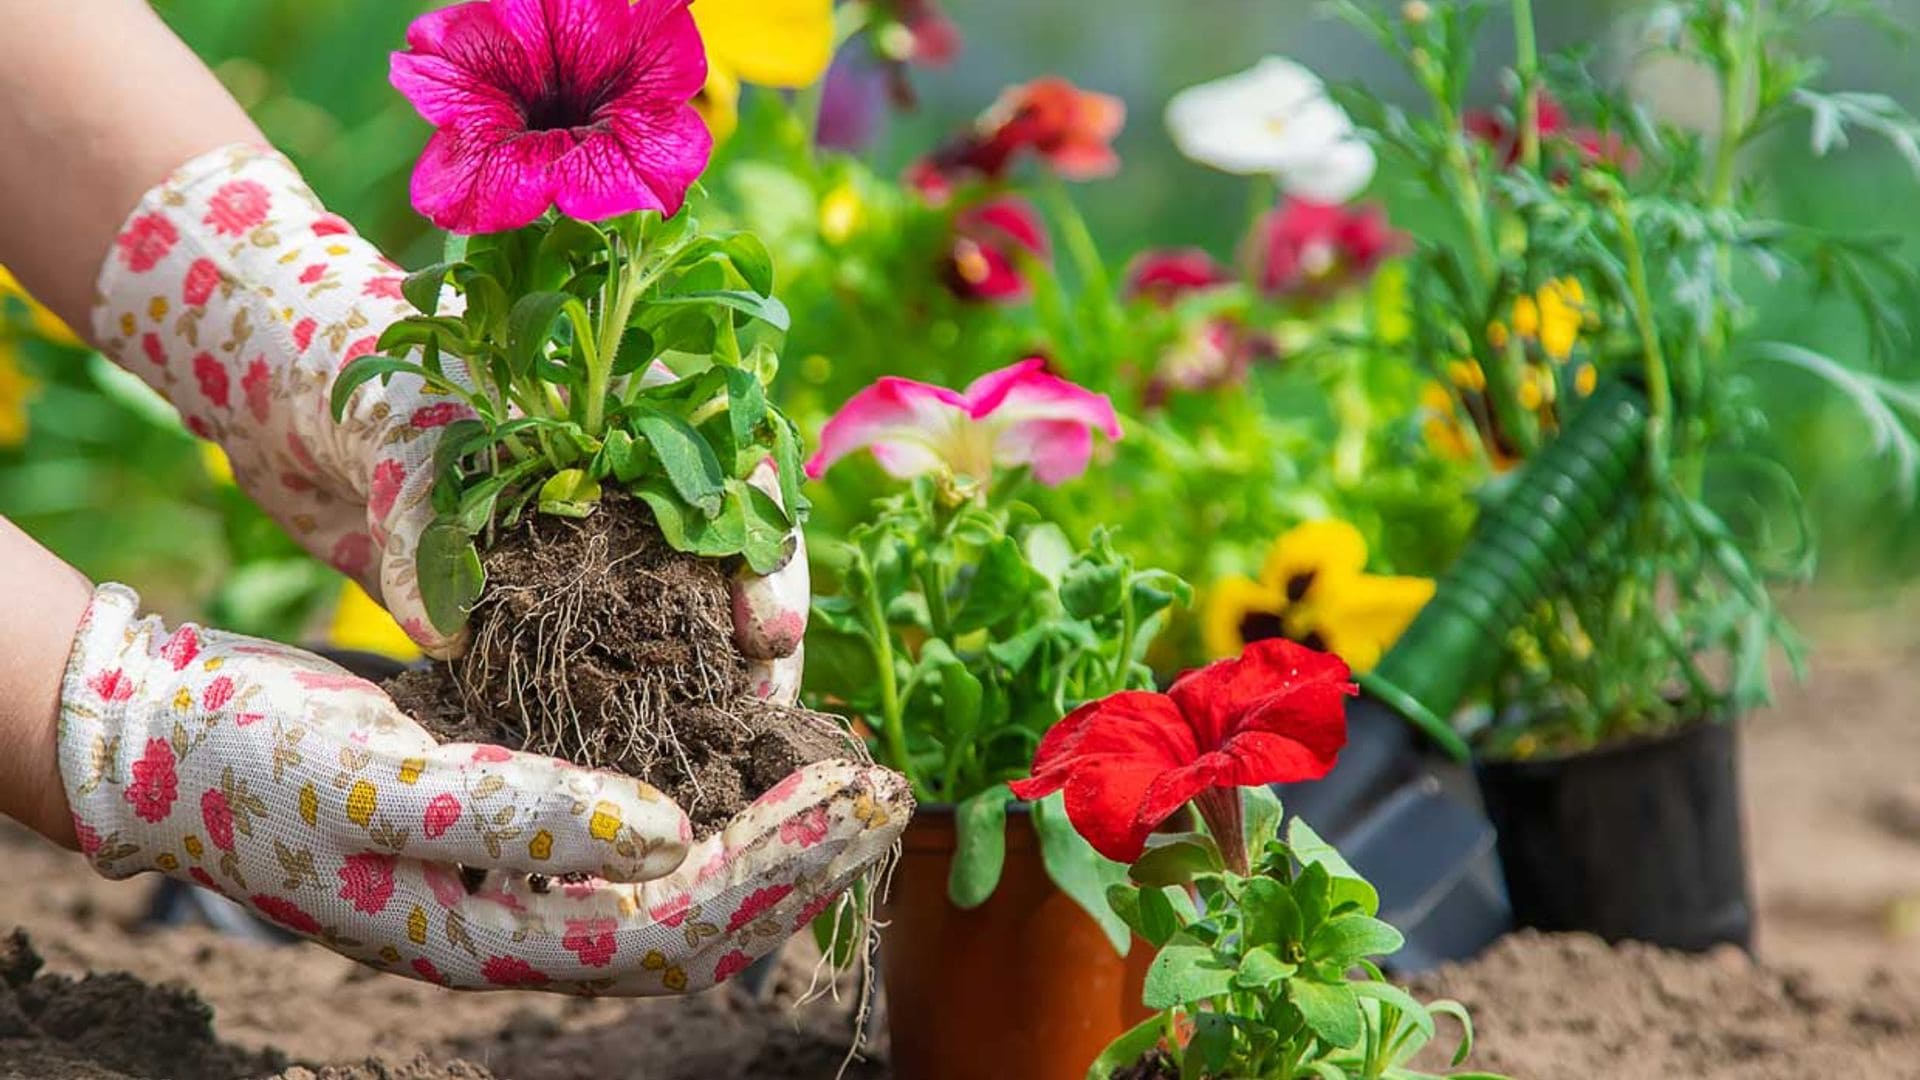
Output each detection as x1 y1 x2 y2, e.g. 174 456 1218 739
1365 379 1651 759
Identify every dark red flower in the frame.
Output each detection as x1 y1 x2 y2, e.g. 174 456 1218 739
369 460 406 521
1010 638 1353 864
562 918 619 968
482 955 549 987
910 77 1124 196
1249 198 1402 299
141 333 167 367
201 788 236 852
124 738 180 824
1125 248 1233 306
1465 93 1636 175
945 197 1049 303
251 893 322 936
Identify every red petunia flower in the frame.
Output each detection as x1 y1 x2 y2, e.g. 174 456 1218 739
1010 638 1353 865
389 0 713 235
1124 248 1234 306
944 197 1050 303
1465 93 1637 175
911 76 1124 196
1248 198 1402 300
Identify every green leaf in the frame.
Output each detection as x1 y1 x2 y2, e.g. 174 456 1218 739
506 291 575 376
1141 944 1234 1009
636 475 745 558
330 357 425 421
600 429 641 482
721 366 769 457
1061 560 1127 619
1136 885 1184 948
433 419 488 476
1309 914 1405 965
948 784 1009 909
630 406 726 516
736 480 794 574
1032 791 1132 954
939 658 983 745
1242 785 1284 853
1083 1016 1166 1080
1234 946 1297 991
1350 981 1435 1047
1240 876 1302 952
415 518 484 636
649 289 791 332
808 877 865 969
376 316 466 358
770 415 807 518
951 536 1032 632
1293 861 1332 932
1290 978 1363 1049
403 260 465 316
533 217 608 290
1290 817 1380 916
610 325 656 378
719 232 775 296
463 273 509 338
1128 833 1225 888
537 468 602 518
1181 1013 1234 1077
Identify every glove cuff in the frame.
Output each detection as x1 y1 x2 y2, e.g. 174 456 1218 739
56 583 165 877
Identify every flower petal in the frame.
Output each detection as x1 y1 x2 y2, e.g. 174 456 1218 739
552 107 712 221
494 0 656 95
1000 418 1095 486
1259 519 1371 593
397 1 545 110
1166 637 1353 757
1012 692 1199 864
804 376 970 480
693 0 834 88
409 128 572 235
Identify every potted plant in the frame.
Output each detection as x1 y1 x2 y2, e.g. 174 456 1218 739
1009 638 1503 1079
804 360 1192 1079
1331 0 1920 948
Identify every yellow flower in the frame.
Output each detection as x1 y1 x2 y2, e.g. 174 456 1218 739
819 181 865 246
327 581 423 663
1501 278 1585 362
693 0 833 88
690 0 833 140
589 800 623 841
0 344 38 448
0 265 82 348
201 443 235 485
1201 521 1433 674
345 779 378 827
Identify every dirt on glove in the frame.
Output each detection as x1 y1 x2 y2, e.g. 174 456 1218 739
387 494 857 837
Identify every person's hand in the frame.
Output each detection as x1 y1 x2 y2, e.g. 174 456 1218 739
87 143 808 694
58 584 908 993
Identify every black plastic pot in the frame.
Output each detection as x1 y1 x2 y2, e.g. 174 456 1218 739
1476 718 1752 952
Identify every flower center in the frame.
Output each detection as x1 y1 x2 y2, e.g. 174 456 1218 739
1238 610 1286 644
522 80 607 133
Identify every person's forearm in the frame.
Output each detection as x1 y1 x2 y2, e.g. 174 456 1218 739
0 0 263 332
0 519 93 849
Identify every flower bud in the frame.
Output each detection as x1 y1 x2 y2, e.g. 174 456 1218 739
1403 1 1432 24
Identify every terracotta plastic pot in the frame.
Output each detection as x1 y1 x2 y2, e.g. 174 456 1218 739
879 804 1153 1080
1476 718 1752 952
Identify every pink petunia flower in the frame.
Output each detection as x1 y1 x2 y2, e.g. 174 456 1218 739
1247 198 1402 300
337 852 399 915
944 197 1049 303
201 788 236 852
389 0 713 235
124 738 179 824
562 918 619 967
252 894 322 936
806 358 1121 487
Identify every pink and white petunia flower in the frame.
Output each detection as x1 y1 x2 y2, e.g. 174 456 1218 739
805 358 1121 487
389 0 713 235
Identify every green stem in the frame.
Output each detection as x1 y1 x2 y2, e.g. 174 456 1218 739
861 564 922 798
1612 194 1670 476
1042 176 1125 378
1512 0 1542 173
587 235 646 437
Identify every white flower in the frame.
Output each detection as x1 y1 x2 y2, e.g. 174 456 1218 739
1165 57 1376 203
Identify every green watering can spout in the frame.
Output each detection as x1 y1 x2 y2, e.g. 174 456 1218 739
1365 378 1651 759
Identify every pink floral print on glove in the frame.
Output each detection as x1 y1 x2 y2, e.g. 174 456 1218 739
58 584 910 993
88 143 808 690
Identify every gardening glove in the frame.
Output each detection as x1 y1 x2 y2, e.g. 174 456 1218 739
88 143 809 693
57 583 910 993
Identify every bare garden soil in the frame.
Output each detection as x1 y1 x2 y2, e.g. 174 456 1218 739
386 495 854 837
10 596 1920 1077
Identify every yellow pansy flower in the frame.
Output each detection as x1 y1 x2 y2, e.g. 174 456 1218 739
690 0 834 140
0 265 82 348
327 581 423 663
1201 520 1433 673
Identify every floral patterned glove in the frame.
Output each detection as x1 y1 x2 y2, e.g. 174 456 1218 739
87 143 808 684
59 584 909 993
